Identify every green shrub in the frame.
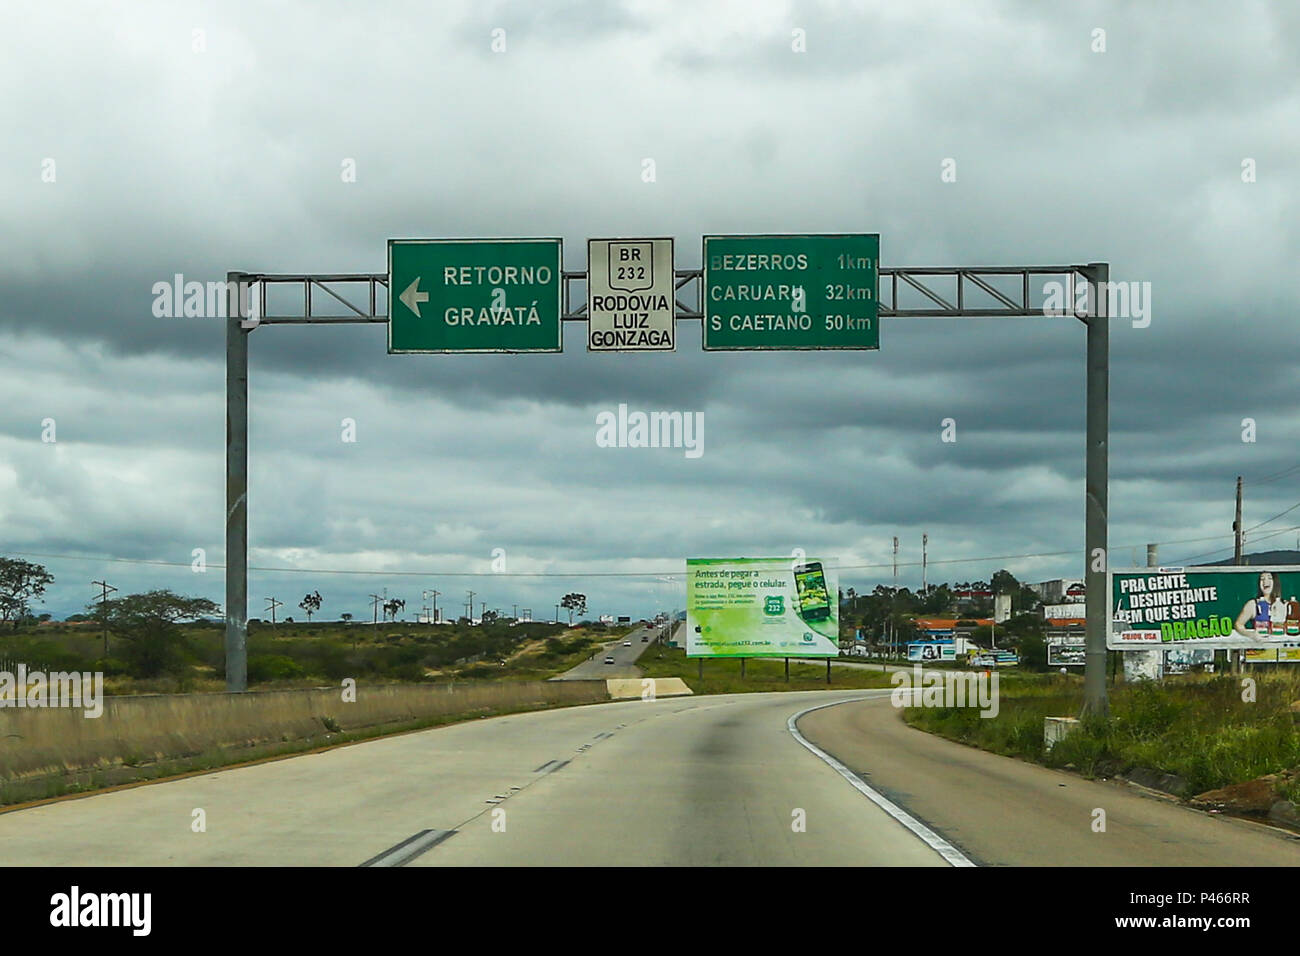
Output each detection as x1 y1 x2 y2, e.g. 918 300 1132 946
247 654 306 682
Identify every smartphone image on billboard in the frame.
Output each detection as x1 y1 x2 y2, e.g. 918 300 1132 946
793 562 831 622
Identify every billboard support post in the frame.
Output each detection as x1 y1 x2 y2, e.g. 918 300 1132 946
826 660 831 685
785 658 789 682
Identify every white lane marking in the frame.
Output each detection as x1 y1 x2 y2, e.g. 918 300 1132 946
787 694 976 868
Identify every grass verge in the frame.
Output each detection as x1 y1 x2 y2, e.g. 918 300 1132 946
902 670 1300 800
637 644 894 695
0 694 607 810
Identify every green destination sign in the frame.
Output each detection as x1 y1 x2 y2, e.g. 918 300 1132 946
701 234 879 350
388 238 563 353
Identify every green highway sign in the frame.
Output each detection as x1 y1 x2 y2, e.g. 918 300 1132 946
702 234 880 350
388 238 563 353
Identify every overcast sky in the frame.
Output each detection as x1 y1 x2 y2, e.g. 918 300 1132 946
2 0 1298 622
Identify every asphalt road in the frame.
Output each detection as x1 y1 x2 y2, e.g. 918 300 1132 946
0 690 944 867
555 622 667 680
798 695 1300 866
2 688 1294 866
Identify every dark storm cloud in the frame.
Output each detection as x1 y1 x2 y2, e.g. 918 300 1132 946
1 0 1297 620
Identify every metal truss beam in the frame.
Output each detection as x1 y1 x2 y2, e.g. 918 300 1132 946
239 265 1095 325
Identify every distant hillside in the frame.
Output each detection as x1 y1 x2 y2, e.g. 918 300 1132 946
1194 550 1300 567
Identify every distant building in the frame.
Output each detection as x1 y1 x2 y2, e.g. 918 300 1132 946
1031 579 1085 604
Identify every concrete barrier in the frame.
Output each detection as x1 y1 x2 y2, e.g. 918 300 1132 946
0 679 609 783
606 678 693 699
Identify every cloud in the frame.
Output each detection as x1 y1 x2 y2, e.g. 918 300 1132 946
1 0 1296 619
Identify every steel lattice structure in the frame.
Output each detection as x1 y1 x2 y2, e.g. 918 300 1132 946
233 265 1099 325
225 260 1111 714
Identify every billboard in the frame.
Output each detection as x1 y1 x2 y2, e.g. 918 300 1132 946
1043 603 1087 620
686 557 839 657
907 642 956 662
1047 642 1086 667
1165 645 1214 673
1109 565 1300 650
1244 646 1300 664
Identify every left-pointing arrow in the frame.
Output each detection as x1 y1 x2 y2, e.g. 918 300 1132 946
399 277 430 317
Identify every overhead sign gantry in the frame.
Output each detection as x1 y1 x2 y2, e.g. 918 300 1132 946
225 239 1111 716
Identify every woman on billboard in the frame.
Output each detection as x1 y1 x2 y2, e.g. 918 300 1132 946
1233 570 1292 640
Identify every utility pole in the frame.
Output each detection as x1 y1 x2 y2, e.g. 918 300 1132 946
369 593 382 627
1232 479 1245 676
555 603 560 624
1233 476 1244 565
513 603 518 620
265 597 283 629
91 580 117 656
466 590 475 623
922 533 928 595
1081 262 1110 718
892 536 899 658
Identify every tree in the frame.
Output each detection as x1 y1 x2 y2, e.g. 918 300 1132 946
560 593 587 625
0 558 55 630
383 598 405 622
299 590 322 621
990 569 1020 595
482 609 499 625
918 583 953 616
1016 584 1040 613
340 613 353 624
93 590 219 678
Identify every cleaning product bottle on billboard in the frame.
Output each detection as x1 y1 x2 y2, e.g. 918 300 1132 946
1287 597 1300 637
1273 596 1290 636
1255 597 1271 636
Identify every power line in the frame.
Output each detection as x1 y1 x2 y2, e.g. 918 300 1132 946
1167 523 1300 567
1247 462 1300 485
1243 500 1300 535
0 533 1254 580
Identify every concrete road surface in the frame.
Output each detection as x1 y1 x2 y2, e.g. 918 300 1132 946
2 689 1292 866
798 695 1300 866
0 689 945 866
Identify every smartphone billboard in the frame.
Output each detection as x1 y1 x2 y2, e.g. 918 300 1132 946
685 557 839 657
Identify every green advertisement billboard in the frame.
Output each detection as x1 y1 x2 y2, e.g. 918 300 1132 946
686 557 839 657
1108 565 1300 649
